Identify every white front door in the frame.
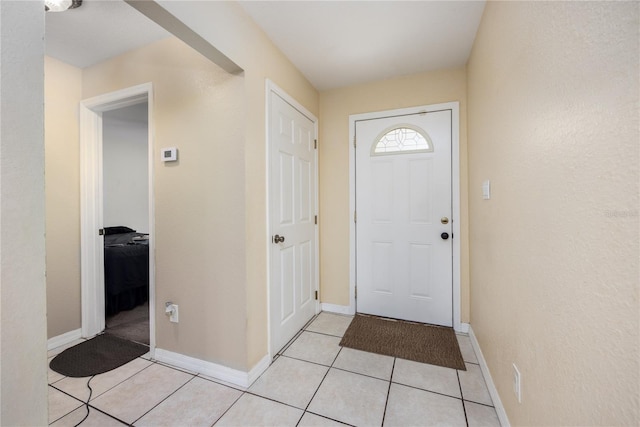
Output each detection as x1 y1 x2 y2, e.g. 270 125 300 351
269 88 318 354
355 110 453 326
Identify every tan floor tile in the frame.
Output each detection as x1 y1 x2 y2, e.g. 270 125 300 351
456 334 478 364
283 331 341 366
54 358 153 402
48 386 83 424
384 383 466 426
308 368 387 426
305 313 353 337
50 406 127 426
393 358 461 398
333 347 394 380
248 356 328 409
135 377 242 426
465 401 501 427
459 363 493 406
214 393 303 426
90 363 193 423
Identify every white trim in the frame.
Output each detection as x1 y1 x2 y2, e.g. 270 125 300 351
265 80 319 359
348 102 461 329
154 348 270 388
47 329 82 351
468 326 510 427
79 83 156 357
321 303 355 316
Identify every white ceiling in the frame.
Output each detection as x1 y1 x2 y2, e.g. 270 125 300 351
45 0 171 69
239 1 485 90
45 0 485 91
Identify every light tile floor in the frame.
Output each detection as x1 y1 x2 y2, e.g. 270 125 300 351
48 312 501 426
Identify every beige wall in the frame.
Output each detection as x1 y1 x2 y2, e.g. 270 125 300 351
0 1 48 424
81 37 248 369
153 1 319 367
467 1 639 424
318 68 470 323
45 56 83 338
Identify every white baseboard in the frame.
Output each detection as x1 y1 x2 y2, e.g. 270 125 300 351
47 328 82 351
154 348 270 389
320 303 354 315
468 326 510 427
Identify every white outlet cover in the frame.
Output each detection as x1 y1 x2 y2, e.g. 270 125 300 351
161 147 178 162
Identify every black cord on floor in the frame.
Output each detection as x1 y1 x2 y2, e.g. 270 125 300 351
74 375 95 427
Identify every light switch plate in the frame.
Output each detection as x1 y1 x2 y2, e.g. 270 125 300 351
482 180 491 200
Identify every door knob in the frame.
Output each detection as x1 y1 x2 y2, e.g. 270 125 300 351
274 235 285 244
441 232 449 240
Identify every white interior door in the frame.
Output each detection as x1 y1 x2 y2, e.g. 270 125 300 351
269 88 318 355
356 110 453 326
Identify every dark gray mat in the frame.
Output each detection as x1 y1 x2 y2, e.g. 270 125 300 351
49 334 148 377
340 314 466 370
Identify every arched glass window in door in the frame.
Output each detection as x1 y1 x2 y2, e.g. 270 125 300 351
371 124 433 155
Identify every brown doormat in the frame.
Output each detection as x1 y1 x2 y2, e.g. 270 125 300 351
339 314 466 370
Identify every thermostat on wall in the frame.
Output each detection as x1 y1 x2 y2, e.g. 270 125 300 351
161 147 178 162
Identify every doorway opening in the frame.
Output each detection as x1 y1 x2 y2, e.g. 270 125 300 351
102 102 150 345
80 83 155 353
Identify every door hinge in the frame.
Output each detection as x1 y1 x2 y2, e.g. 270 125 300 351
353 134 356 148
314 290 318 300
354 211 357 223
98 228 105 236
355 286 357 299
314 139 317 149
315 215 318 225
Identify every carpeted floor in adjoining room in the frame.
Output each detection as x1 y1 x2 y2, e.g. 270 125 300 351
105 302 149 345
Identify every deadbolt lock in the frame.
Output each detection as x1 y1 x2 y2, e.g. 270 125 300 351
441 217 449 225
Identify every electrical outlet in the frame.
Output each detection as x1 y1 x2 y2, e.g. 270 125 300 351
512 363 521 403
170 304 179 323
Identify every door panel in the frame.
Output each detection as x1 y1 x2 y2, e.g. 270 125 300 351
356 110 452 326
269 91 317 354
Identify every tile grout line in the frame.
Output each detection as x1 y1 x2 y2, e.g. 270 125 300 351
295 336 346 426
303 329 346 339
389 379 465 402
129 372 198 425
380 357 396 426
83 403 130 426
210 388 245 426
458 370 469 427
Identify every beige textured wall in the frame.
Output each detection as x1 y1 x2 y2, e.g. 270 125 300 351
0 0 48 424
154 0 319 367
467 1 639 424
45 56 83 338
82 37 248 369
318 69 470 322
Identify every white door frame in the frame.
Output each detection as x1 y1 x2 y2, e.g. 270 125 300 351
80 82 156 354
265 79 320 358
349 102 463 332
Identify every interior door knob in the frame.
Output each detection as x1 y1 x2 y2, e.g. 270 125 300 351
274 235 285 243
441 232 449 240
